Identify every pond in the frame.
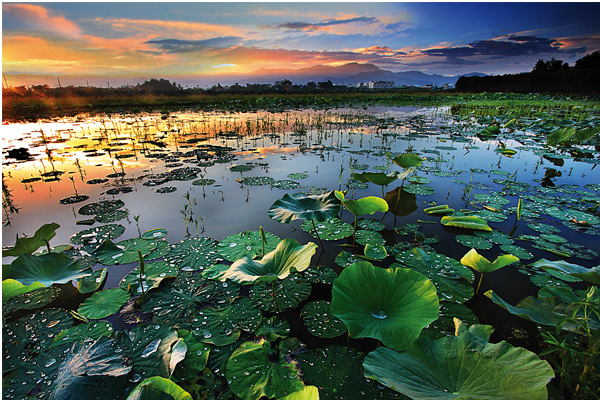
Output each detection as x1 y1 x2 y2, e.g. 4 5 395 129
3 104 600 399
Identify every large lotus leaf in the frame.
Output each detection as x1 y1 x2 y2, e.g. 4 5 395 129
192 297 262 346
3 222 60 257
532 259 600 286
460 248 519 274
296 346 406 400
363 325 554 400
164 237 222 272
96 238 158 266
171 330 211 382
7 253 90 287
335 191 389 216
78 199 125 215
388 152 423 169
255 316 290 342
77 268 107 294
302 300 347 338
207 332 252 377
279 386 320 400
51 321 114 348
485 290 600 331
392 248 474 303
3 286 60 313
122 324 181 387
225 339 305 400
301 218 354 241
120 261 178 294
249 273 312 312
127 376 192 400
220 239 317 284
3 308 73 371
144 240 172 261
268 191 341 223
142 272 240 328
69 224 126 247
2 278 46 300
441 216 492 231
352 171 399 186
78 288 131 319
45 337 132 400
217 230 281 261
331 261 439 351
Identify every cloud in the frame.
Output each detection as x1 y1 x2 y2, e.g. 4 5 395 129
269 16 380 33
2 3 81 38
146 37 244 53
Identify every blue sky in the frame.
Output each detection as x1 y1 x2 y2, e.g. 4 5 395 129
3 2 600 85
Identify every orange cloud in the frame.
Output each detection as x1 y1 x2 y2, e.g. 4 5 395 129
3 3 81 38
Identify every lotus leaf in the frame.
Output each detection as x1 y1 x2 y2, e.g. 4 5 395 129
192 297 262 346
2 278 47 300
279 386 320 400
288 172 309 179
207 332 251 377
301 218 353 240
441 216 492 231
78 288 131 319
532 259 600 286
69 224 126 247
127 376 192 400
217 230 281 261
408 176 431 184
474 230 514 245
201 263 231 280
302 300 347 338
527 222 561 234
461 249 519 274
96 238 158 265
346 178 369 189
402 184 435 196
230 164 254 172
171 330 211 382
354 230 386 246
335 190 389 216
220 239 317 284
539 233 567 243
192 178 216 186
144 239 172 261
272 179 301 190
3 308 73 371
142 272 240 327
95 209 129 223
331 261 439 351
296 346 404 400
51 321 114 348
357 218 385 231
455 234 493 250
77 268 107 294
473 193 510 205
388 152 423 169
249 273 312 312
499 244 534 260
364 243 388 260
352 171 399 186
423 204 454 215
141 228 168 239
335 251 362 268
120 261 177 294
225 339 305 400
7 253 90 287
302 265 337 285
3 286 60 313
164 237 222 272
421 302 479 340
255 316 290 342
2 222 60 257
78 199 125 216
268 191 341 224
363 322 554 400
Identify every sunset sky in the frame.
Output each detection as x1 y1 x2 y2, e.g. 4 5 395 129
3 2 600 87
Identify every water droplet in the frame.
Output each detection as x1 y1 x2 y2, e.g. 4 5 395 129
371 309 387 319
196 350 203 356
129 373 142 383
229 242 237 247
202 330 212 339
140 339 161 358
44 358 56 368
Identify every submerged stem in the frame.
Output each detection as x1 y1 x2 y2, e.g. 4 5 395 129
311 220 325 250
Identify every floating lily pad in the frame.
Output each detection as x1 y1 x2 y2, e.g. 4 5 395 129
455 234 493 250
120 261 178 294
239 176 275 186
357 219 386 231
474 230 514 245
141 228 168 239
539 233 568 244
364 243 388 260
301 218 353 241
77 268 107 294
70 224 126 247
408 176 431 184
272 180 300 190
144 239 172 261
127 376 192 400
95 209 129 223
192 178 216 186
255 316 290 342
78 288 131 319
217 230 281 262
171 329 211 382
288 172 309 179
527 222 561 234
7 253 90 287
441 216 492 231
96 238 158 265
78 200 124 216
230 164 254 172
268 191 341 224
403 184 435 195
302 265 337 285
51 321 114 348
3 286 60 314
302 300 347 338
164 237 222 272
335 251 362 268
249 273 312 312
156 186 177 193
354 230 386 246
473 193 510 205
331 261 439 351
421 302 479 340
499 244 534 260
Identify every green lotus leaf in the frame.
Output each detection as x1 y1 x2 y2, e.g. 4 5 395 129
352 171 399 186
192 297 262 346
127 376 192 400
354 229 386 246
2 222 60 257
302 265 337 285
230 164 254 172
78 288 131 319
548 126 577 146
120 261 178 294
335 250 362 268
2 278 46 300
142 272 240 328
164 237 222 272
461 248 519 274
217 230 281 262
364 243 388 260
249 273 312 312
393 248 474 303
144 240 172 261
77 268 107 294
403 184 435 196
78 199 125 215
279 386 320 400
192 178 216 186
96 238 158 266
225 339 305 400
95 209 129 223
301 218 353 241
331 261 439 351
268 191 341 223
239 176 275 186
301 300 347 338
287 172 309 180
387 152 423 169
201 263 230 281
69 224 126 250
7 253 90 287
171 329 211 382
455 234 493 250
296 346 404 400
141 228 168 239
408 176 431 184
254 316 290 342
363 323 554 400
423 204 454 215
335 190 389 216
356 219 385 231
3 286 60 313
220 239 317 284
207 332 252 377
51 321 114 348
272 179 301 190
499 244 534 260
474 230 514 245
473 193 510 205
532 259 600 286
441 216 492 231
527 222 561 234
3 308 73 371
421 302 479 340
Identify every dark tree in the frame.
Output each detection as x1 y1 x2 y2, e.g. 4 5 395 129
575 51 600 69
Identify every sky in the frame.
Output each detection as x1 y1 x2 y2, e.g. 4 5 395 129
3 1 600 87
